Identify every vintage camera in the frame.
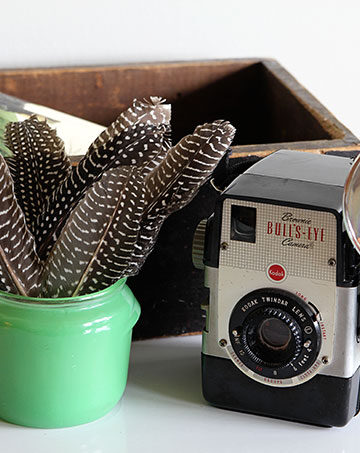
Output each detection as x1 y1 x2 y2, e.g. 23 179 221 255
193 149 360 427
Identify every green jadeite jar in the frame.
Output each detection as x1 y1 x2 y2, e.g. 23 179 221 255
0 278 140 428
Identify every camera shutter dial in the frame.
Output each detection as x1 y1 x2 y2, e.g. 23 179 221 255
242 307 303 369
229 288 322 381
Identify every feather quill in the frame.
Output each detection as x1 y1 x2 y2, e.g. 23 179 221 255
127 120 236 275
5 116 71 231
0 154 41 296
35 122 167 259
39 166 145 297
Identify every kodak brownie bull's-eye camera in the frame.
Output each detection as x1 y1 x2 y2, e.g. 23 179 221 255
192 149 360 427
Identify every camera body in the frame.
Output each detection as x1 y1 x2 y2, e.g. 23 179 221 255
195 150 360 427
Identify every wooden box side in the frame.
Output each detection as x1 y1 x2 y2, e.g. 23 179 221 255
0 59 358 159
0 59 255 126
231 60 359 157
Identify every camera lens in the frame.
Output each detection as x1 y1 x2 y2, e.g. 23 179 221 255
258 318 291 351
229 289 322 381
244 307 301 368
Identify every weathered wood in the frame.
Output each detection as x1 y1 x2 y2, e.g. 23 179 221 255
231 140 360 159
262 60 356 143
0 59 358 161
0 60 254 127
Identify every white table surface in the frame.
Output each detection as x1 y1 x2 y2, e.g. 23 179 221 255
1 334 359 453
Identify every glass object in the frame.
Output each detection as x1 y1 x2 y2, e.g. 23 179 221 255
0 278 140 428
344 154 360 253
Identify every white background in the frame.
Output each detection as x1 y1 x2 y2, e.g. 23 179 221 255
0 0 359 136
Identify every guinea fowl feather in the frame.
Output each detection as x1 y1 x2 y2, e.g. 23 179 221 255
39 166 145 297
90 97 171 175
126 120 236 275
0 154 41 296
4 116 71 232
0 97 235 300
35 122 167 260
92 97 171 147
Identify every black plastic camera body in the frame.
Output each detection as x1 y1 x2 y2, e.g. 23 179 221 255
195 150 360 427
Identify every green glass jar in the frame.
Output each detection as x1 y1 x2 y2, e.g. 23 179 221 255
0 278 140 428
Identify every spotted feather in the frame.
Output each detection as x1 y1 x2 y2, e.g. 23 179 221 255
39 166 145 297
90 96 171 174
127 120 236 275
35 122 167 260
5 116 71 231
0 154 41 295
92 97 171 147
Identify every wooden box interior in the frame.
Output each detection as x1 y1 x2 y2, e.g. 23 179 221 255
0 59 358 159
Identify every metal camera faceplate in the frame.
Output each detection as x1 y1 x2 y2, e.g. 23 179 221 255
205 199 339 388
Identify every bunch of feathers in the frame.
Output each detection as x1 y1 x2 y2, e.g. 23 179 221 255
0 97 235 299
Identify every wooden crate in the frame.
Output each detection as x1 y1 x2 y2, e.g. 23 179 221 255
0 59 358 157
0 59 358 338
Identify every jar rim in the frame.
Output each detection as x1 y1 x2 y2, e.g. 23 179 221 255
0 278 127 307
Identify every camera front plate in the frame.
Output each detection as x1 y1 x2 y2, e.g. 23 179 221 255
208 268 335 387
204 199 339 387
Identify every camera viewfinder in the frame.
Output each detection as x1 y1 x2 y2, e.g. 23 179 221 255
231 206 256 243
